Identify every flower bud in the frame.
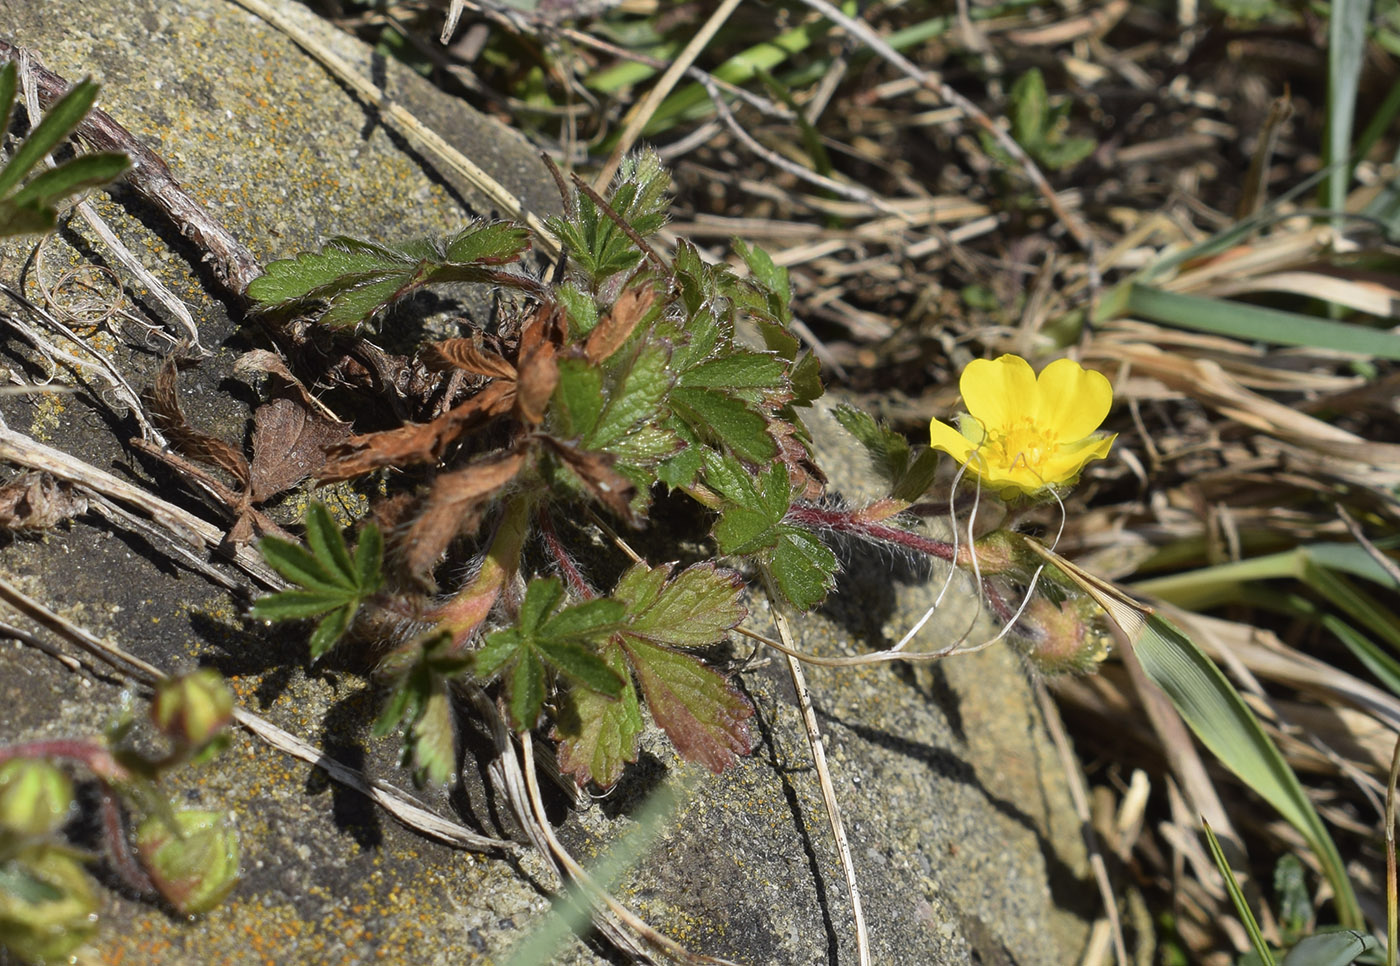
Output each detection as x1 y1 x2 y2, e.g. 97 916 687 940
1021 597 1111 676
0 847 98 962
0 759 73 837
957 530 1019 574
135 809 240 915
151 670 233 750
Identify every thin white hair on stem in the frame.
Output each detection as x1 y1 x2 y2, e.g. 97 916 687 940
940 465 1070 658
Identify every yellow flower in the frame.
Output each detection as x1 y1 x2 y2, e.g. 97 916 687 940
929 354 1115 498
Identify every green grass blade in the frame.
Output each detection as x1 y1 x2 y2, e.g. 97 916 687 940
1114 284 1400 358
502 780 686 966
1132 612 1363 927
0 78 99 199
0 63 16 143
1280 930 1379 965
1325 0 1374 223
1321 613 1400 700
1203 818 1277 966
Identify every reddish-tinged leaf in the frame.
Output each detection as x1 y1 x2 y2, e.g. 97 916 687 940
622 637 753 773
400 447 528 579
543 438 637 522
614 562 746 647
0 472 87 532
422 338 517 379
554 642 643 788
513 343 558 426
249 397 351 502
147 358 250 486
318 381 511 481
585 286 655 364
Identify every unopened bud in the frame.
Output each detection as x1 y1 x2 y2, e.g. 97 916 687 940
0 847 97 962
1021 597 1111 676
135 809 239 915
956 530 1018 574
151 670 233 750
0 759 73 837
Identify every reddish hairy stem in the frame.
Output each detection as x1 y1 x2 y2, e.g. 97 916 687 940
784 504 956 561
0 739 127 782
537 510 595 600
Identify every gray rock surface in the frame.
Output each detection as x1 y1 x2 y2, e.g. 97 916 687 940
0 0 1092 962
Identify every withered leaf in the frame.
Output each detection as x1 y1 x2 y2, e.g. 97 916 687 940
147 358 250 487
234 349 342 420
585 286 655 364
400 446 529 581
0 473 88 532
513 343 559 426
544 437 637 523
422 338 516 380
249 396 352 502
318 381 512 482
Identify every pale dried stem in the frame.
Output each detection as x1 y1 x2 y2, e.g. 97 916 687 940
786 0 1095 253
1035 683 1129 966
595 0 747 190
0 570 516 853
517 729 732 965
19 47 206 353
763 576 870 966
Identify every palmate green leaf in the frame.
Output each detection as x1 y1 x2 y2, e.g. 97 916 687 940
547 150 670 287
246 222 535 328
554 642 644 789
679 352 787 391
622 637 753 774
252 504 383 658
0 74 98 199
373 633 471 785
614 562 747 647
707 455 793 554
0 65 130 238
475 578 626 731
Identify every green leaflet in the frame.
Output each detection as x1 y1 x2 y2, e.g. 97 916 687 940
0 63 129 238
246 222 534 328
252 503 383 659
474 578 626 732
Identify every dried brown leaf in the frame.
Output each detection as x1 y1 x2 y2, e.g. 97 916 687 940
147 358 250 486
0 472 88 532
249 397 352 502
585 286 655 364
544 437 637 523
422 338 517 379
318 381 512 482
514 343 559 426
234 349 342 420
401 447 529 580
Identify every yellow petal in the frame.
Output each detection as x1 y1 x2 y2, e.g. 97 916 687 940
959 355 1036 434
928 418 974 462
1039 433 1117 483
1035 358 1113 442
